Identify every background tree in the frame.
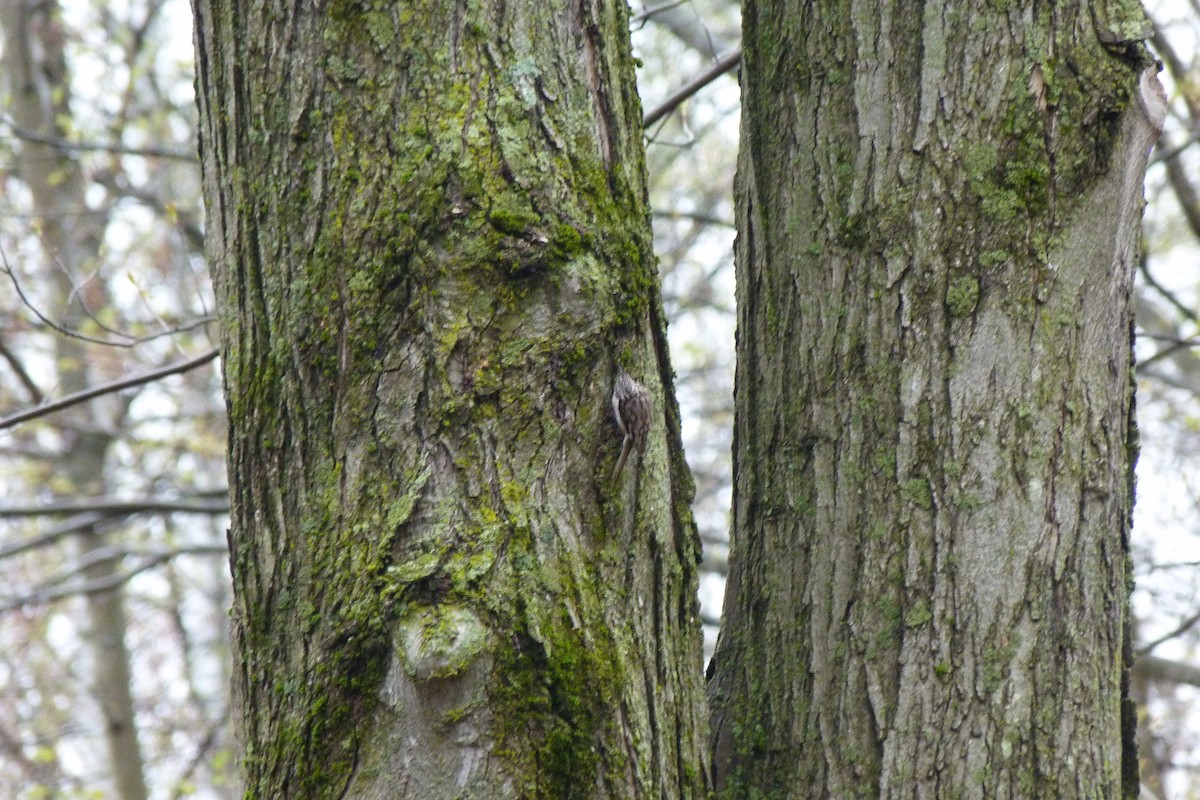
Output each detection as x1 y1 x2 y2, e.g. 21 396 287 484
708 2 1162 797
0 3 150 794
191 0 708 795
10 0 1200 797
0 0 230 797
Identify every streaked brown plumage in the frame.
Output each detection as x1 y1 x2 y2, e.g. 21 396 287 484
611 368 651 485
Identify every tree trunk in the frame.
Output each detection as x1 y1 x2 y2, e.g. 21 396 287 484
192 0 709 797
709 2 1162 798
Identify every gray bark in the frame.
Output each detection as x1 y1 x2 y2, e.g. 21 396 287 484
192 0 709 796
710 2 1160 798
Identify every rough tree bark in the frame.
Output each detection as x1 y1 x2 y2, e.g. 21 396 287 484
709 2 1163 798
192 0 709 797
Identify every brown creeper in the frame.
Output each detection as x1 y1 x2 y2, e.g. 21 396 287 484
611 367 652 485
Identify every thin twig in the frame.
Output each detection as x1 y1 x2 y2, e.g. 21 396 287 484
1139 255 1200 326
1137 606 1200 656
1 246 214 347
169 710 231 800
43 543 226 589
0 511 113 559
0 544 227 611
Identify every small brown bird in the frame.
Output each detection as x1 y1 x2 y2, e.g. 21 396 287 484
611 367 652 485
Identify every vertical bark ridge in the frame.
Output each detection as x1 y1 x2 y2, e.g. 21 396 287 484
711 1 1152 797
194 0 709 796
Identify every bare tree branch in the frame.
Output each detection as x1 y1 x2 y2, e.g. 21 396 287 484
43 543 224 588
2 246 215 348
1147 24 1200 240
0 494 229 518
1140 250 1200 327
636 2 737 60
0 544 228 612
1149 129 1200 166
0 511 114 559
643 48 741 129
1 115 195 161
0 348 219 431
168 707 230 800
652 208 735 228
1138 607 1200 656
1135 653 1200 688
0 336 44 403
91 170 206 252
0 494 228 561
